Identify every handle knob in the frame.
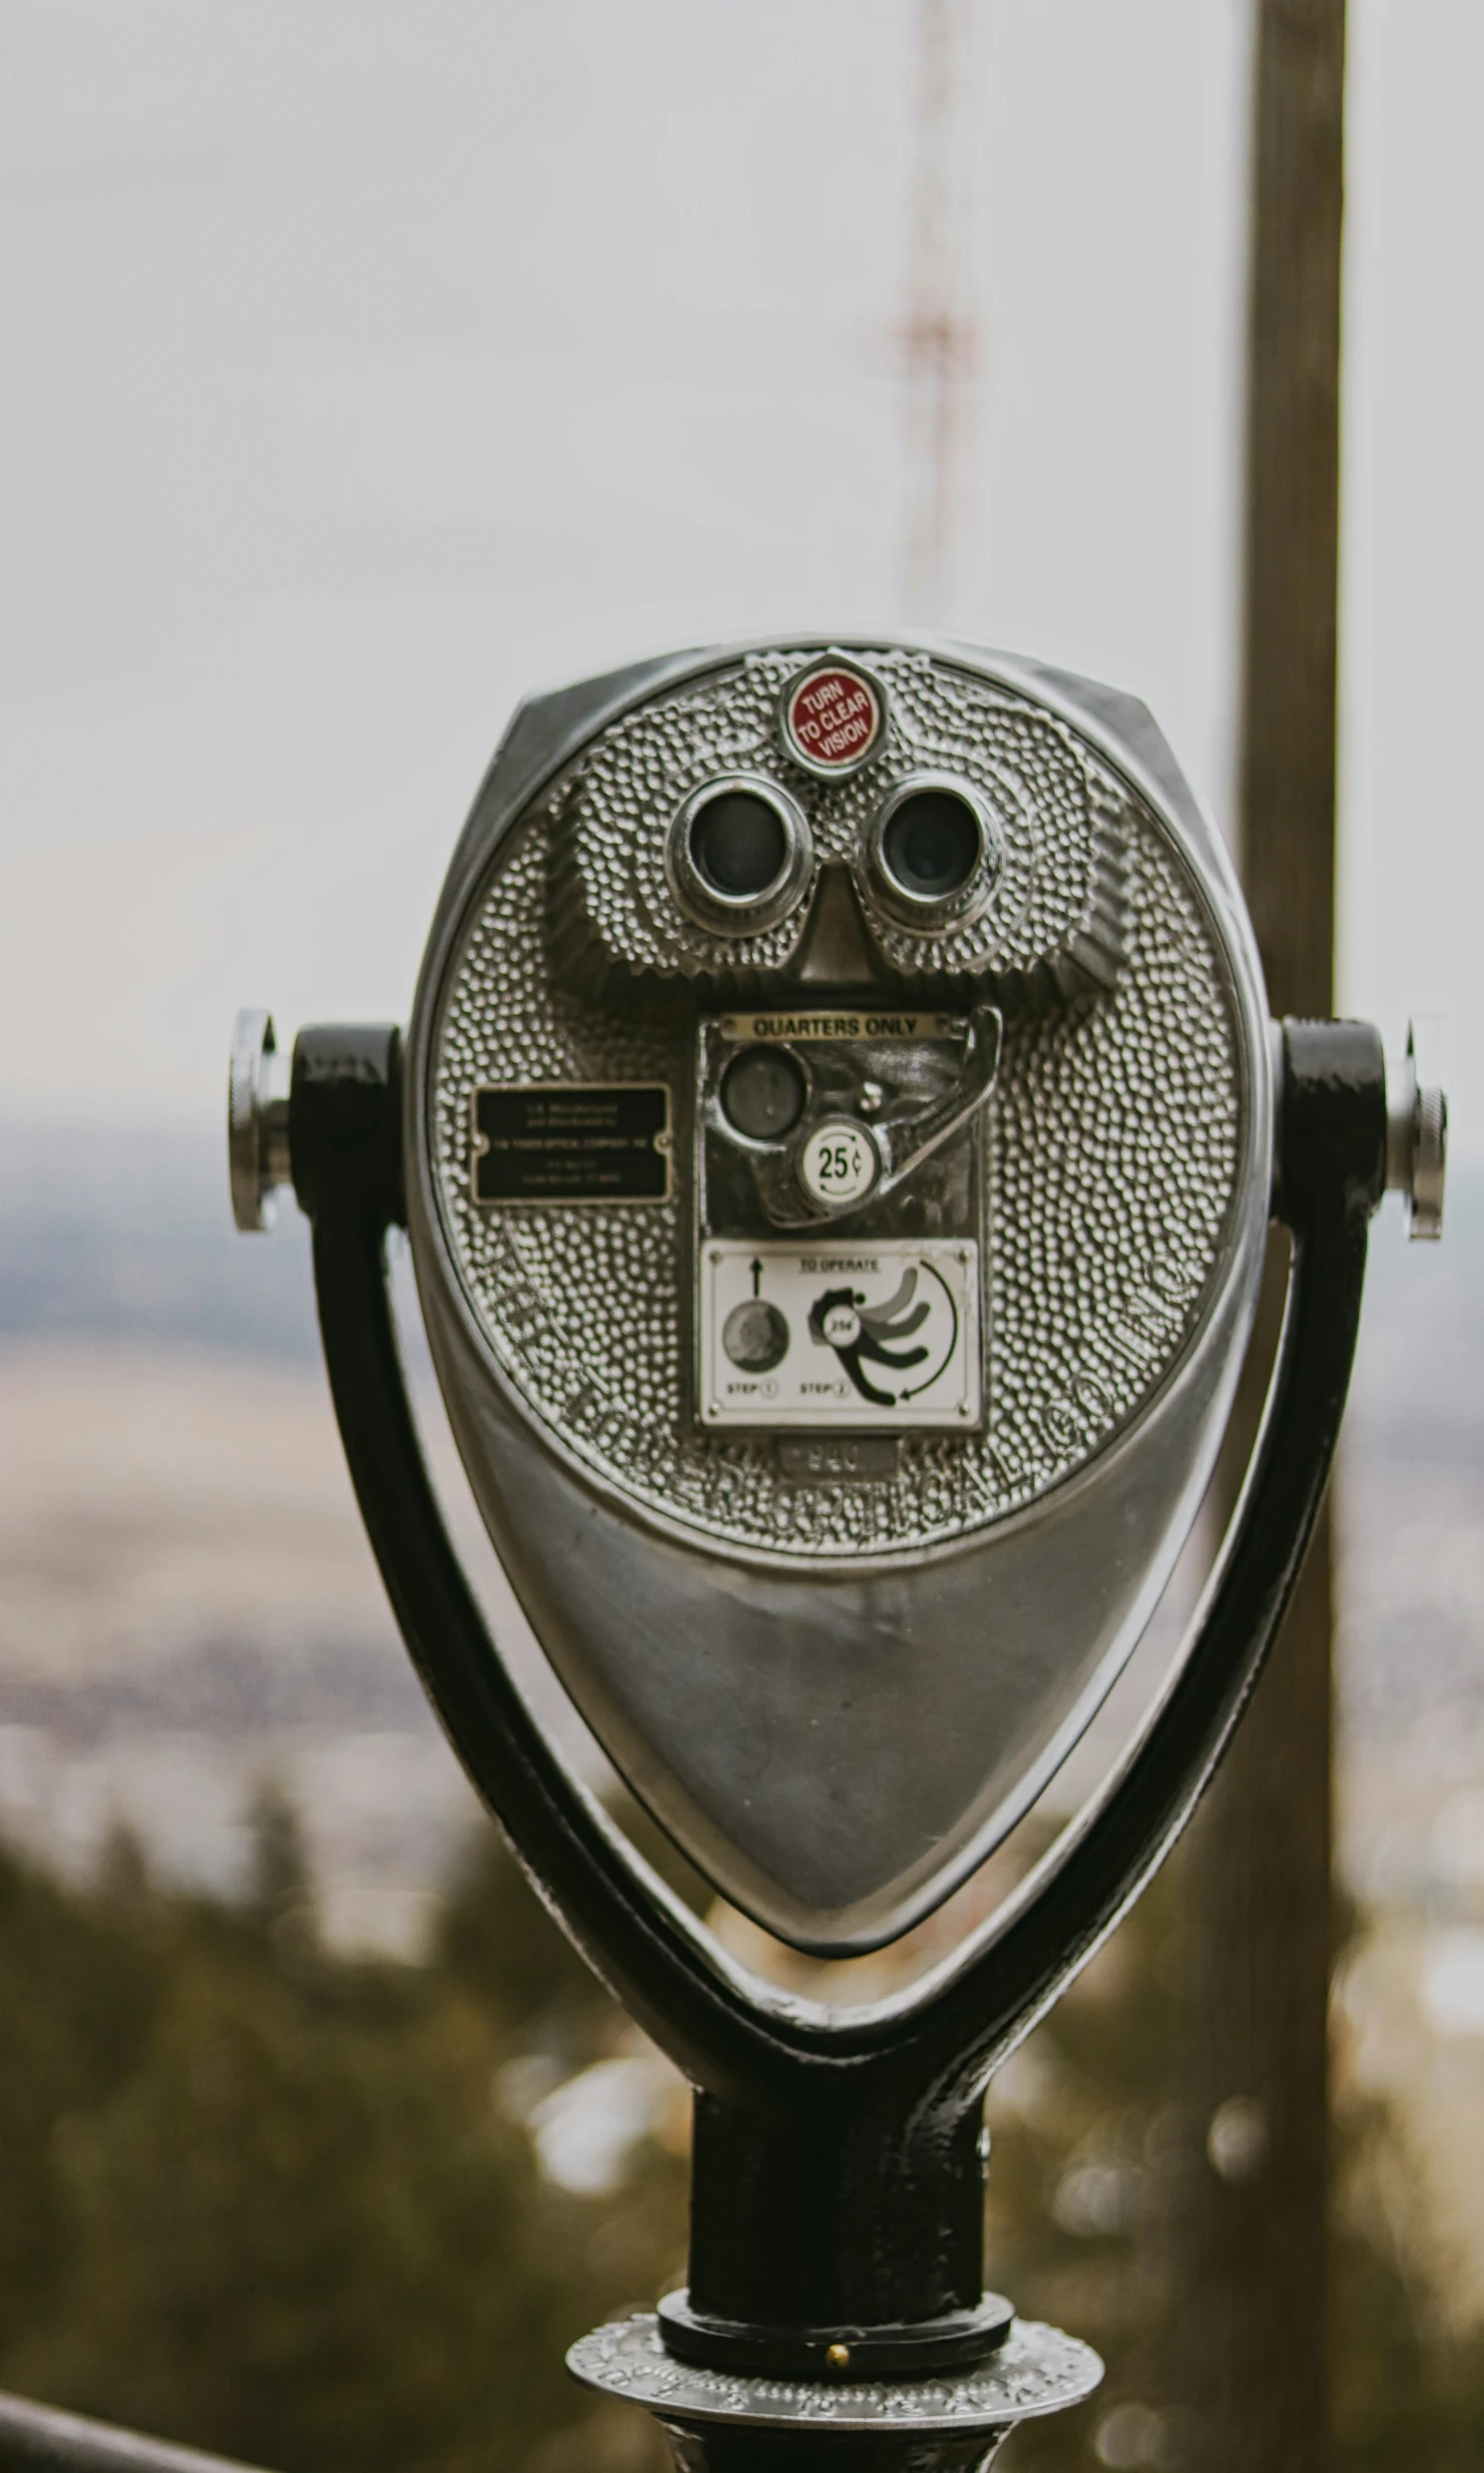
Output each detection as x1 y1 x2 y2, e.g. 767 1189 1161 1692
227 1008 293 1232
1386 1015 1447 1240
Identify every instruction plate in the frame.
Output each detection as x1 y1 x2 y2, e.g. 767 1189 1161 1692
698 1239 980 1430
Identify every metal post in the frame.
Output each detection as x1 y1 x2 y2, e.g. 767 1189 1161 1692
1174 6 1347 2467
0 2391 269 2473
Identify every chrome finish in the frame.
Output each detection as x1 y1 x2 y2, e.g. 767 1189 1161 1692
848 1001 1000 1203
863 772 1001 933
699 1006 1001 1232
1385 1014 1447 1239
424 651 1251 1565
567 2311 1102 2438
665 772 814 938
403 637 1272 1954
1267 1016 1285 1206
421 1224 1257 1948
551 646 1132 993
227 1008 292 1234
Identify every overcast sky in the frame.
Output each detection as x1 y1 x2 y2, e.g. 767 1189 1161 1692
0 0 1476 1162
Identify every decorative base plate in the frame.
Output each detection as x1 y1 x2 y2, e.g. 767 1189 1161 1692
568 2312 1103 2436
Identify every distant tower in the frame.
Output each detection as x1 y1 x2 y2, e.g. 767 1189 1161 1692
900 0 979 624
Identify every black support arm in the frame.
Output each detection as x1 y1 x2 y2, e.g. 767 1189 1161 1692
294 1017 1384 2370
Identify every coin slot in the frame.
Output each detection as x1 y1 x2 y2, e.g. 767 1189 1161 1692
721 1046 807 1143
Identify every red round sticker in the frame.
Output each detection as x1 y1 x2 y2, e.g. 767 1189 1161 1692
780 663 883 774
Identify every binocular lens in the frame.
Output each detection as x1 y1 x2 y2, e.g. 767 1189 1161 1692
721 1046 806 1142
690 791 789 900
881 789 982 902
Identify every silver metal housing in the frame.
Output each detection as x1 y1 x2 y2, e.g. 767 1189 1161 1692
568 2311 1103 2440
404 639 1272 1955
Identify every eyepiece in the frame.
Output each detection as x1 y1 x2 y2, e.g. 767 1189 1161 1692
883 790 980 900
668 773 813 936
691 791 788 899
866 776 998 931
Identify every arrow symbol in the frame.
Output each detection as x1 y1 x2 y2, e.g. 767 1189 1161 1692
750 1258 762 1296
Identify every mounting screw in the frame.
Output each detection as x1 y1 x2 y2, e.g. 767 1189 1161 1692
228 1008 293 1233
1385 1016 1447 1241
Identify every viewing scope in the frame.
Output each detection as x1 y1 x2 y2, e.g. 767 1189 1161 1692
230 638 1444 2468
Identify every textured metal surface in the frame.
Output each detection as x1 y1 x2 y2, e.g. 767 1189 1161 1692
551 648 1125 988
428 655 1242 1560
402 640 1271 1945
567 2312 1102 2434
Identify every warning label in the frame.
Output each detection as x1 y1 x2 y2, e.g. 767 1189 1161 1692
780 663 884 774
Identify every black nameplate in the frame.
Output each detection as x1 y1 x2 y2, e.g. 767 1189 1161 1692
473 1085 671 1205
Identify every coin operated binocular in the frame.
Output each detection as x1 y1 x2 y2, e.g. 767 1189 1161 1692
231 640 1444 2468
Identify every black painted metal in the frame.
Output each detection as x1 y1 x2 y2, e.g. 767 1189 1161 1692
0 2391 267 2473
659 2427 1009 2473
289 1023 406 1232
292 1012 1384 2379
655 2287 1014 2381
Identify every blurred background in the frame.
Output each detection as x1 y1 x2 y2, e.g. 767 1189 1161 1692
0 3 1480 2468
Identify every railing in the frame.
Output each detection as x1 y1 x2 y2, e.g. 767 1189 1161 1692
0 2393 267 2473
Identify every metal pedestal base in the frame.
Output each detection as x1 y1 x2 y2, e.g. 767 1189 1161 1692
569 2313 1102 2470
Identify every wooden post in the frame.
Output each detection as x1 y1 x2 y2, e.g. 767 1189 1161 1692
1173 7 1346 2469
